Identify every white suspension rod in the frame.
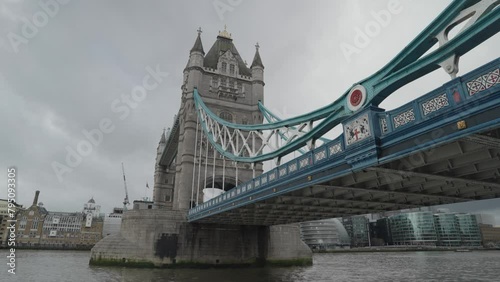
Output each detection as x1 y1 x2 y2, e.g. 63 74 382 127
212 144 216 189
203 136 209 192
196 127 203 205
190 118 199 208
222 157 226 191
235 161 238 187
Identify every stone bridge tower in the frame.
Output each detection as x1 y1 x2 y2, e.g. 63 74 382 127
154 27 265 210
91 28 311 267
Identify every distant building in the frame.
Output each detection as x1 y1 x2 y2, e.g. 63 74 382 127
342 216 369 247
15 191 103 249
41 212 84 248
300 219 350 250
371 217 393 246
0 199 23 247
102 207 123 237
479 225 500 248
79 215 104 247
455 213 481 246
433 213 461 246
133 199 154 210
381 211 482 247
15 191 48 247
389 212 437 246
83 197 101 218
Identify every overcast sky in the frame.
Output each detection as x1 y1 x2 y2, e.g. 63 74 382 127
1 0 499 224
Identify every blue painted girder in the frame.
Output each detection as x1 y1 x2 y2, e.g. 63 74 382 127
194 0 500 163
188 58 500 222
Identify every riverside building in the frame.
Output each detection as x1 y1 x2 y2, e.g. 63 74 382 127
379 211 482 246
300 219 350 250
341 216 370 247
15 191 103 249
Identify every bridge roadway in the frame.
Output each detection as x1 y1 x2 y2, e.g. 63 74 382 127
188 58 500 226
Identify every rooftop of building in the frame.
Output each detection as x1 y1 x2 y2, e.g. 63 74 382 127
190 26 263 77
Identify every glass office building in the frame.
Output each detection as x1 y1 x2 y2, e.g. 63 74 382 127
300 219 351 250
455 213 482 246
342 216 369 247
389 212 437 245
433 213 461 246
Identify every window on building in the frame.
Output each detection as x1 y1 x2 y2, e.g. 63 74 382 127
19 219 27 230
219 112 233 122
221 62 227 73
31 218 39 230
229 64 235 75
229 80 235 88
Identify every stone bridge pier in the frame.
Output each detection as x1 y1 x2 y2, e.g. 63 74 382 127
90 209 311 267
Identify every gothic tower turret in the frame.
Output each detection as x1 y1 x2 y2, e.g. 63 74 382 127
153 128 175 209
92 26 311 268
168 27 265 211
251 43 265 105
156 128 167 162
183 28 205 92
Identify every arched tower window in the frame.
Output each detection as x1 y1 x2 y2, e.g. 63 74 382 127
219 111 233 122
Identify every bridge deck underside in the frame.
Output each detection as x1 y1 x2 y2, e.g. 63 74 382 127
195 128 500 225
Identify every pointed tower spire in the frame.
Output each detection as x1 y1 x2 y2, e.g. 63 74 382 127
251 42 264 69
190 27 205 55
160 128 166 144
251 42 265 104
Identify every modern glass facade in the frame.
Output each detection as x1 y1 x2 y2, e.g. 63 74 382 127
384 211 481 247
389 212 437 245
342 216 369 247
433 213 461 246
300 219 350 250
373 217 393 245
455 214 482 246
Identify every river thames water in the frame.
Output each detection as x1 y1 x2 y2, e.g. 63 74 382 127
1 250 500 282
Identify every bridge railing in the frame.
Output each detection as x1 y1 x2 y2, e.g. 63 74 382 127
188 58 500 220
188 135 347 217
377 58 500 137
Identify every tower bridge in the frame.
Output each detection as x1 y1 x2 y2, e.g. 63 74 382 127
91 0 500 267
188 58 500 225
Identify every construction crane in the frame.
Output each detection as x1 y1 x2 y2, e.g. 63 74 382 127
121 163 130 211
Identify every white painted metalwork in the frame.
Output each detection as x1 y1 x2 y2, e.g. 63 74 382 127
190 118 199 208
197 106 328 163
436 0 499 78
196 131 203 205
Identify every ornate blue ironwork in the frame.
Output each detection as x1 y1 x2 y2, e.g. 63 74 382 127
189 58 500 220
193 0 500 163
